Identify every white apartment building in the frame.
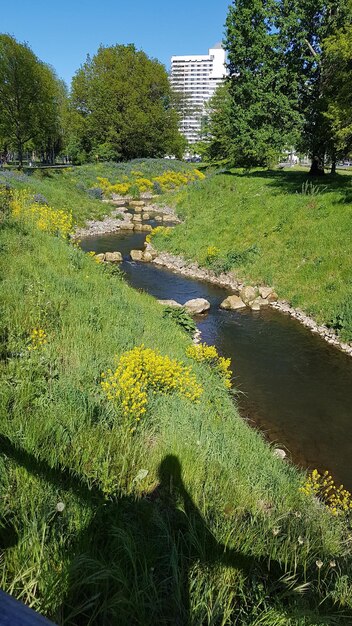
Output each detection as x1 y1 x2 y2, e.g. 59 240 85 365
170 44 227 145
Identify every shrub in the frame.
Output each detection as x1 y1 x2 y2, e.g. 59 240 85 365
328 297 352 342
300 469 352 516
87 187 103 200
33 193 49 205
187 343 232 389
129 183 140 199
162 306 196 336
153 180 163 195
101 345 203 431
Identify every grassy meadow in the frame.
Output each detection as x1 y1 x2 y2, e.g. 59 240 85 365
1 169 352 624
152 168 352 342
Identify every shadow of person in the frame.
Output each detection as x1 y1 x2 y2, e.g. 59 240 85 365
62 455 283 626
0 438 343 625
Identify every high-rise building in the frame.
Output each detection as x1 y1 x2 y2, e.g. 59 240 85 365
170 44 226 145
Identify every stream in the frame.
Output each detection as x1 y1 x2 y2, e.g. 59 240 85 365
81 228 352 489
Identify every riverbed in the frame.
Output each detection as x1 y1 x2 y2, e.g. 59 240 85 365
81 230 352 489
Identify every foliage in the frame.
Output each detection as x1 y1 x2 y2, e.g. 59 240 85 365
322 24 352 165
68 44 186 162
222 0 303 167
101 346 202 430
10 189 73 239
0 35 65 167
187 343 232 390
146 225 173 244
300 181 327 196
276 0 352 173
300 469 352 516
201 83 233 162
204 245 259 275
93 168 204 197
150 167 352 340
1 202 352 622
27 328 47 352
33 193 49 205
0 183 11 225
86 187 103 200
162 306 196 336
217 1 352 171
328 297 352 342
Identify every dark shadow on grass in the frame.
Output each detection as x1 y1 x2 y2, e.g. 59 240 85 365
0 437 351 625
218 168 352 198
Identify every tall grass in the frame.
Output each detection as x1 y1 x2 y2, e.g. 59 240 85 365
0 183 352 624
151 168 352 341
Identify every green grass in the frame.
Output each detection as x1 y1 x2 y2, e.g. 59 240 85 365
0 158 201 226
152 168 352 341
1 177 352 624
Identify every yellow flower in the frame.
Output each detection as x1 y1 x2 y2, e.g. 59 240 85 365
101 345 203 428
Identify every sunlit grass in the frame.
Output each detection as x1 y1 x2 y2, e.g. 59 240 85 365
152 167 352 341
1 178 352 623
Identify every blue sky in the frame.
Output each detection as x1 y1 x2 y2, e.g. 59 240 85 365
2 0 230 86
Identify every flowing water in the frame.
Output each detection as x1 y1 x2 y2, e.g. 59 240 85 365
81 230 352 489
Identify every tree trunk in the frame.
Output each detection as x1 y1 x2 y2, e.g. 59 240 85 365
330 159 337 175
17 142 23 170
309 155 325 176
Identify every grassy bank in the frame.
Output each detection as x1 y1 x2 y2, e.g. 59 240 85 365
0 158 204 225
151 168 352 342
1 180 352 624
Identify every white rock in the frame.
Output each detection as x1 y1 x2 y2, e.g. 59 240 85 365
130 250 143 261
259 286 274 299
250 297 269 310
184 298 210 315
158 299 183 308
240 285 259 304
274 448 287 460
105 251 122 262
129 200 145 208
220 295 247 310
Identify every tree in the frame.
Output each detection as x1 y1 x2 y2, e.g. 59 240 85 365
223 0 303 167
277 0 352 174
0 35 63 167
197 82 233 162
321 25 352 172
68 44 185 162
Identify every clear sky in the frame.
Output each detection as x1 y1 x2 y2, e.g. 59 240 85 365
2 0 230 86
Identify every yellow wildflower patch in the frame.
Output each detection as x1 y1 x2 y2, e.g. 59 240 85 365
300 469 352 516
11 191 73 239
28 328 47 351
101 345 203 428
187 343 233 389
95 168 205 198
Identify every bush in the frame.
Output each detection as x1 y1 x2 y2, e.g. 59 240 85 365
87 187 103 200
33 193 49 205
153 180 163 195
328 297 352 341
162 306 196 335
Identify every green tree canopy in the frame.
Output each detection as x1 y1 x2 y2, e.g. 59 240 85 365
222 0 303 167
0 34 63 167
321 24 352 170
68 44 185 162
206 1 352 172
